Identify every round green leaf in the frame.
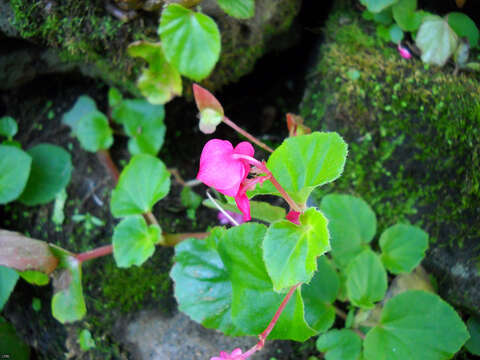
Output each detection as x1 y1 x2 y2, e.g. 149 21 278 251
302 256 339 333
360 0 399 13
447 12 479 48
252 132 348 205
0 145 31 204
264 208 330 291
217 0 254 19
77 329 95 351
62 95 98 129
416 15 458 66
19 270 50 286
170 227 245 335
159 4 221 81
372 8 394 25
0 266 19 310
18 144 72 206
0 116 18 139
74 110 113 152
346 250 387 309
364 291 469 360
466 317 480 355
0 317 30 360
392 0 422 31
379 224 428 274
113 216 161 268
111 99 166 156
218 223 317 341
320 194 377 268
316 329 362 360
389 24 404 43
110 154 170 217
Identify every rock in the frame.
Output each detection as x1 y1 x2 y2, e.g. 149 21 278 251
300 1 480 316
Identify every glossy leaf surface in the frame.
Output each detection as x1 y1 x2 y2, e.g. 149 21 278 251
74 110 113 152
0 116 18 138
0 145 31 204
392 0 422 31
316 329 362 360
447 12 479 48
217 0 254 19
62 95 97 129
19 270 50 286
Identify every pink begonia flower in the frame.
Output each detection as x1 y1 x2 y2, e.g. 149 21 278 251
286 210 301 225
218 210 245 226
211 348 243 360
397 44 412 59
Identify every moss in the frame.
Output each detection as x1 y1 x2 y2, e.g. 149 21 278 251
301 3 480 248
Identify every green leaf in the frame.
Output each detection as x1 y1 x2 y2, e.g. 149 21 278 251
372 7 393 25
74 110 113 152
180 186 202 210
364 291 469 360
320 194 377 268
360 0 399 13
0 116 18 139
251 132 348 205
389 24 404 43
447 12 479 48
18 144 72 206
203 198 286 223
379 224 428 274
0 317 30 360
392 0 422 31
111 99 166 156
113 216 161 268
302 256 339 333
108 87 123 108
170 227 245 335
218 223 316 341
19 270 50 286
159 4 221 81
416 15 458 66
77 329 95 351
50 250 86 323
217 0 255 19
316 329 362 360
62 96 98 129
110 154 170 217
466 317 480 355
264 208 330 291
0 145 31 204
0 266 19 310
346 250 387 309
128 41 182 104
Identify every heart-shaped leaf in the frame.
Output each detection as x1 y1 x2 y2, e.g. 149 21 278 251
0 266 19 310
113 216 161 268
379 224 428 274
159 4 221 81
263 208 330 291
447 12 479 48
0 145 31 204
217 0 255 19
320 194 377 267
392 0 423 31
74 110 113 152
364 291 469 360
19 144 73 206
62 96 97 129
110 154 170 217
317 329 363 360
0 116 18 139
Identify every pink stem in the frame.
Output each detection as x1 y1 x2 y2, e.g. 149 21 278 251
76 245 113 263
223 116 274 153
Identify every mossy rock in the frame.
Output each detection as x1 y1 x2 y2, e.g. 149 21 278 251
2 0 300 94
300 2 480 316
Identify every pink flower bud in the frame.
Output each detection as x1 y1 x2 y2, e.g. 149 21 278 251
211 348 243 360
286 210 301 225
397 44 412 59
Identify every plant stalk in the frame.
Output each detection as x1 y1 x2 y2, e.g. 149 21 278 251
223 116 274 153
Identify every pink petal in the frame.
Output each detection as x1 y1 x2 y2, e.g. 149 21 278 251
234 142 254 157
235 191 251 221
397 44 412 59
230 349 243 356
286 211 301 225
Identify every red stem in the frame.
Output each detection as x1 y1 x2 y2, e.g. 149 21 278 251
223 116 274 153
76 245 113 262
96 149 119 184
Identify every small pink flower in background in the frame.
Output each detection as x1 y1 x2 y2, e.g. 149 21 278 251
286 210 301 225
218 210 244 226
211 348 243 360
397 44 412 59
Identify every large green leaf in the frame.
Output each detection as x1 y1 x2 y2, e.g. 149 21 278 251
379 224 428 274
218 223 317 341
0 317 30 360
251 132 348 205
0 145 31 204
170 227 244 335
19 144 72 206
62 95 97 129
74 110 113 152
317 329 363 360
447 12 479 48
0 266 19 310
0 116 18 139
159 4 221 81
360 0 399 13
392 0 422 31
264 208 330 291
50 248 86 323
466 317 480 355
320 194 377 268
113 216 161 268
364 291 469 360
302 256 339 333
217 0 255 19
111 99 166 156
346 250 387 309
416 15 458 66
110 154 170 217
127 41 182 104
